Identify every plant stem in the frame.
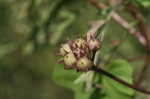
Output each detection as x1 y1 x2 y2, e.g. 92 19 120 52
91 66 150 95
88 0 147 47
126 4 150 85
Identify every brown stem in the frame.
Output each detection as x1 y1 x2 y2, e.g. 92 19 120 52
127 4 149 44
126 4 150 85
88 0 147 47
88 0 150 95
91 66 150 95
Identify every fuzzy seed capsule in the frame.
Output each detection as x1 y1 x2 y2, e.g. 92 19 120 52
64 52 77 67
88 39 100 51
76 57 92 71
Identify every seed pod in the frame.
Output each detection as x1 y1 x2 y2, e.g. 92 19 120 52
74 38 86 48
64 52 77 68
76 57 92 71
59 43 72 56
88 39 100 51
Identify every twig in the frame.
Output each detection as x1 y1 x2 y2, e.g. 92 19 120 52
126 4 149 45
87 0 150 95
87 19 150 95
126 4 150 85
88 0 147 47
91 66 150 95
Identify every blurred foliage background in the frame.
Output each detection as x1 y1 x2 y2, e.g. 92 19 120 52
0 0 150 99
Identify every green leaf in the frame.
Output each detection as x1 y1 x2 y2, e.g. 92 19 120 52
141 1 150 7
52 64 94 99
52 64 80 89
0 43 18 58
102 59 135 99
74 84 93 99
136 0 150 7
50 9 75 44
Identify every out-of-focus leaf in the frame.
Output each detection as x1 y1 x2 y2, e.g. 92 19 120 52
52 64 94 99
52 64 80 89
22 42 34 55
136 0 150 7
50 9 75 44
0 43 17 58
102 59 135 99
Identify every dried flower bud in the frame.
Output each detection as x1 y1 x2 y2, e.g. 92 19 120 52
76 57 92 71
64 52 77 67
59 43 72 56
74 38 86 48
58 35 101 71
88 39 100 51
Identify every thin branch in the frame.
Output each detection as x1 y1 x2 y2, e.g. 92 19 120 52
87 0 150 95
126 4 149 45
88 0 147 47
91 66 150 95
126 4 150 85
